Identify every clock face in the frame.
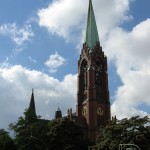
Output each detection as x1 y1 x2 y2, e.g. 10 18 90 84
97 107 104 116
82 107 87 116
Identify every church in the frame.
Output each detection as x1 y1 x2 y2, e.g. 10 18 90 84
29 0 111 143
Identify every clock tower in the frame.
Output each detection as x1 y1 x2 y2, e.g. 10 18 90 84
76 0 111 143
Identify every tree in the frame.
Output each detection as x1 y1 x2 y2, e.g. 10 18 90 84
0 129 16 150
47 118 88 150
9 109 49 150
96 116 150 150
10 109 88 150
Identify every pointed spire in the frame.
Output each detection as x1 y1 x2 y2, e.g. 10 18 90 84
57 103 61 111
54 103 62 119
85 0 99 50
29 88 36 115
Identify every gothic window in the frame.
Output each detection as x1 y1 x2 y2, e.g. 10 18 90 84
81 60 88 91
94 59 103 87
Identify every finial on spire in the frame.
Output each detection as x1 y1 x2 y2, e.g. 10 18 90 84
32 88 34 93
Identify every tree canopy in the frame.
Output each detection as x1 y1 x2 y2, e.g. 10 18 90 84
5 108 150 150
48 118 88 150
96 116 150 150
9 108 49 150
0 129 16 150
9 108 88 150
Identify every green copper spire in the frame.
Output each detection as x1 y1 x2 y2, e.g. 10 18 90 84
85 0 99 50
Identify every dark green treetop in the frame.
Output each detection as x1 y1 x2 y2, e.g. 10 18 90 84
0 129 16 150
96 116 150 150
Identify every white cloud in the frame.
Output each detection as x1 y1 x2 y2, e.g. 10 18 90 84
45 52 67 73
0 64 77 129
94 0 132 39
38 0 87 42
0 22 34 52
0 57 10 68
38 0 132 43
28 56 37 63
104 19 150 119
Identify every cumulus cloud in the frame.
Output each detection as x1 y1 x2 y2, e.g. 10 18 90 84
38 0 87 42
45 52 67 73
38 0 132 43
0 22 34 52
104 19 150 119
0 64 77 129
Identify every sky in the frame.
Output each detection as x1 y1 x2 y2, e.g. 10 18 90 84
0 0 150 130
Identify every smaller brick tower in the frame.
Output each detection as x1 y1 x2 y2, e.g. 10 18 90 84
76 0 111 143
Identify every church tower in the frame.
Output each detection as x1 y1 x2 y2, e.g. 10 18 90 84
76 0 111 142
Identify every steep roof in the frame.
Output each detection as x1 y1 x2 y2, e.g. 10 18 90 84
29 89 36 115
55 105 62 119
85 0 99 50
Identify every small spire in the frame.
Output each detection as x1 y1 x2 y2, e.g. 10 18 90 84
29 89 36 115
57 103 60 111
85 0 99 50
54 103 62 119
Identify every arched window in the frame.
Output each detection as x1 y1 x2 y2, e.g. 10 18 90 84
94 59 103 86
81 60 88 91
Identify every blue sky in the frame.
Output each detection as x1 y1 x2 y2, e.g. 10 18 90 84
0 0 150 129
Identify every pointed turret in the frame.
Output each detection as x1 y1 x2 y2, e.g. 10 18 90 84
85 0 99 50
54 104 62 119
29 89 36 116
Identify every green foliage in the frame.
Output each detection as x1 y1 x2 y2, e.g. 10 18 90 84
9 108 150 150
48 118 88 150
96 116 150 150
9 109 88 150
9 109 49 150
0 129 16 150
